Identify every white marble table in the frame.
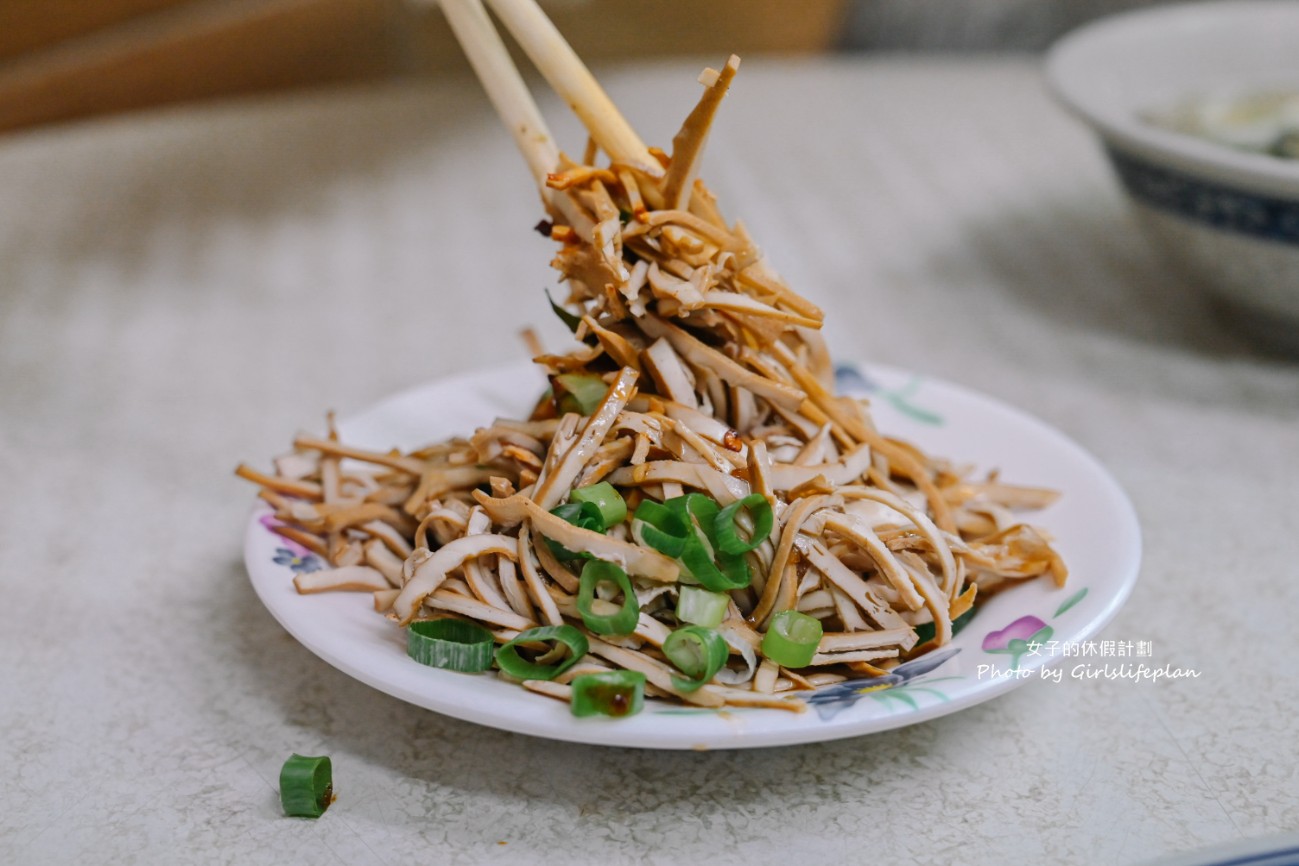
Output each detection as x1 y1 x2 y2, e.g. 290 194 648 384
2 56 1296 865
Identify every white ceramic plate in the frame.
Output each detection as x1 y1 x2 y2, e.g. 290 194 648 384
244 361 1141 750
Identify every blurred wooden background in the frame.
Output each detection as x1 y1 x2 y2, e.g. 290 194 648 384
0 0 846 133
0 0 1168 134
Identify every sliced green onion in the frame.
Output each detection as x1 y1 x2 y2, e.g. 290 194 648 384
577 560 640 635
553 373 608 416
677 534 750 591
569 481 627 528
761 609 824 668
665 492 721 534
663 626 729 692
676 585 730 628
550 500 605 531
629 492 752 592
279 754 332 818
406 619 495 672
713 494 774 555
545 500 604 561
545 287 582 333
495 625 589 680
570 670 646 717
662 493 751 591
631 499 691 557
913 606 977 645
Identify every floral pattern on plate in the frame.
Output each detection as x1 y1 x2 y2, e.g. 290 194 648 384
835 363 943 426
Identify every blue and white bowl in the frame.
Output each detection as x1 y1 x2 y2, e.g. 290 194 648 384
1046 1 1299 350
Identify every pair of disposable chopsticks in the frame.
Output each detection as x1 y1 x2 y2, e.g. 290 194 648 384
438 0 662 194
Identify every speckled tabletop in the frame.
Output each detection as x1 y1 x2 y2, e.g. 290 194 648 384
2 57 1296 866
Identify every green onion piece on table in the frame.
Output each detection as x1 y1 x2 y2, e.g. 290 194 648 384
713 493 774 555
663 626 729 692
576 560 640 635
570 670 647 717
279 753 332 818
495 625 589 680
569 481 627 528
553 373 608 416
631 499 691 557
761 609 824 668
406 618 495 672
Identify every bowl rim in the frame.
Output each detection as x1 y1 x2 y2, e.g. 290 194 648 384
1045 0 1299 195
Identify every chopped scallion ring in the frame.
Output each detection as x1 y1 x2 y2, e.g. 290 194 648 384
406 618 495 672
495 625 589 680
677 532 750 591
663 626 728 692
576 560 640 635
676 585 730 628
546 500 604 561
631 499 691 557
550 500 604 531
553 372 609 416
713 493 774 555
279 753 332 818
665 492 721 535
570 670 647 717
569 481 627 528
761 609 824 668
664 493 751 591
